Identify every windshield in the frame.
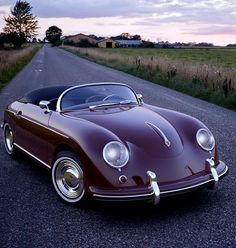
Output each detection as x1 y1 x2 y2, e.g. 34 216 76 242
59 84 138 111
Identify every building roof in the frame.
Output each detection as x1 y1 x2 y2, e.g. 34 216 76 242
65 33 98 44
115 40 143 45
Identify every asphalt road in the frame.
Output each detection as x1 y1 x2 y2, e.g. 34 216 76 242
0 45 235 248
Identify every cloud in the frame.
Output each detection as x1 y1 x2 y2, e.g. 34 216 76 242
0 4 10 16
36 0 236 28
185 25 236 36
130 0 236 27
26 0 152 18
95 22 124 26
149 1 236 24
0 0 236 25
0 0 11 5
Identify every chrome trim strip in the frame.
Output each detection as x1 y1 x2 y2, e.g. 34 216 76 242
14 143 51 169
160 165 228 195
19 115 69 139
145 121 171 147
6 109 16 116
56 82 138 112
93 191 154 200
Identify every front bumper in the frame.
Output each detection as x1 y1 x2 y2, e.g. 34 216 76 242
90 159 228 205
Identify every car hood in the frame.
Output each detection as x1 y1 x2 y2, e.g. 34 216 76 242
64 105 184 158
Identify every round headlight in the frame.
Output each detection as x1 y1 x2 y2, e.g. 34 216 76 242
103 141 129 169
196 128 215 151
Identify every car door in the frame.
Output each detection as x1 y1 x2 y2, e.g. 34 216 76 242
14 103 52 164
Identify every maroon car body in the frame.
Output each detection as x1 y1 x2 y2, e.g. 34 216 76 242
2 82 228 204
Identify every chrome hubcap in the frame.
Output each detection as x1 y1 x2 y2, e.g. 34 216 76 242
4 124 14 153
55 159 84 199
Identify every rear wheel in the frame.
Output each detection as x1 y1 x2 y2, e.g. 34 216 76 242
51 151 85 204
3 123 16 157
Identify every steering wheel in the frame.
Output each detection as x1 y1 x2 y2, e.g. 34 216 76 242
86 95 104 103
102 94 123 101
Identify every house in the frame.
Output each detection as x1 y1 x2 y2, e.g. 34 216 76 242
97 38 118 48
97 38 143 48
115 39 143 47
64 32 143 48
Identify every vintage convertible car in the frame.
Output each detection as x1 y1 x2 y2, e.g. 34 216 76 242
1 82 228 204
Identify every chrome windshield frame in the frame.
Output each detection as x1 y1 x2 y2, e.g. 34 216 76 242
56 82 139 112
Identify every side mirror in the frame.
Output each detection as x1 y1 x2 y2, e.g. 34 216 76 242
137 94 144 104
39 100 50 113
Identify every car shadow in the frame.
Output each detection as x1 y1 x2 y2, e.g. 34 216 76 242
72 187 221 223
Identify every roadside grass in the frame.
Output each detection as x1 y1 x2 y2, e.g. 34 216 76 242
0 45 40 91
62 46 236 111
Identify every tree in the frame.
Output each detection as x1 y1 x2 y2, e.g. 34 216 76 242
0 32 19 48
45 26 62 46
4 0 38 48
131 34 141 40
121 33 131 39
0 33 7 48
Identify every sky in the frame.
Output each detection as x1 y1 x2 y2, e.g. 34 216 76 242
0 0 236 45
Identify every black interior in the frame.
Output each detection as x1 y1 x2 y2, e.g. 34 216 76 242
19 86 71 110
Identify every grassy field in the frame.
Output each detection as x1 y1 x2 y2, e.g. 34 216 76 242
0 45 40 90
62 46 236 110
91 48 236 68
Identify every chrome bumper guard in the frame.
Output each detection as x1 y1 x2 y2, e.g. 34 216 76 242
147 170 160 205
205 158 219 189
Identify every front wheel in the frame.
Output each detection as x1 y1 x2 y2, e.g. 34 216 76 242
51 151 85 204
3 122 16 157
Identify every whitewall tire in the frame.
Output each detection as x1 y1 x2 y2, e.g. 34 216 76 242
51 151 85 203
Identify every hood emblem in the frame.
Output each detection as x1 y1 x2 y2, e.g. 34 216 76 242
145 121 171 148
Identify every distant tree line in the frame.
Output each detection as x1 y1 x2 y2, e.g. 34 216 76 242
111 33 141 40
226 44 236 48
195 42 214 47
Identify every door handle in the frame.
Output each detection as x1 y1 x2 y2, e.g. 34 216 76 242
15 110 22 118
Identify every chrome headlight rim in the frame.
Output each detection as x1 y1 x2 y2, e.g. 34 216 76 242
196 128 215 152
103 141 129 169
